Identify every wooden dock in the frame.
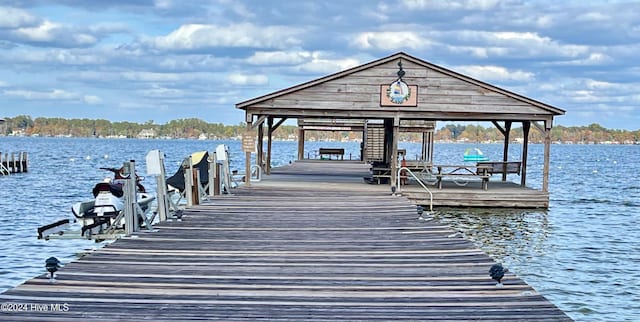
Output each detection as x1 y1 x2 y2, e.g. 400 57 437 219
0 151 28 175
0 161 570 321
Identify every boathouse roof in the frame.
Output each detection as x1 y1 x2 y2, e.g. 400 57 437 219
236 52 564 123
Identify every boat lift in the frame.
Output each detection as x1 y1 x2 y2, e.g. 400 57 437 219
37 159 162 241
37 145 241 241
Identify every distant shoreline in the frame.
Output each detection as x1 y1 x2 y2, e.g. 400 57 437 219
2 134 639 146
1 115 639 145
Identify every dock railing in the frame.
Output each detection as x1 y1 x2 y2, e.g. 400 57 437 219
396 167 433 212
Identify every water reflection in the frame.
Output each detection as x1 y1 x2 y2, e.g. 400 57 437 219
431 208 550 266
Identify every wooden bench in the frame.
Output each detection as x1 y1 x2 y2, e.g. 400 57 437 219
476 161 521 175
367 166 411 185
435 164 491 190
319 148 344 160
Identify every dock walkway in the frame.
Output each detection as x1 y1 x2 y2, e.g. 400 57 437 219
0 161 570 321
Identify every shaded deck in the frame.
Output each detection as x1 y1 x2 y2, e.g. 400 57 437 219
266 161 548 208
0 161 568 321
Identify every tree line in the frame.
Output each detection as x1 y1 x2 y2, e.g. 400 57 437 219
2 115 639 144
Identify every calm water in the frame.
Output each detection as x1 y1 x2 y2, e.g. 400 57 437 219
0 137 638 321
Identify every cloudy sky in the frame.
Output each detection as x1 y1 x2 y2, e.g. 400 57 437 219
1 0 639 130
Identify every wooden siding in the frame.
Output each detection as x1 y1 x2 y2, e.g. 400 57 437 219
241 57 554 119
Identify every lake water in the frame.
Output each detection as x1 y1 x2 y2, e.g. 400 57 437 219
0 137 638 321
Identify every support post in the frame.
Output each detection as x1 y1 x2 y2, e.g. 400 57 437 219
267 117 273 175
194 168 201 205
390 118 399 189
184 157 194 206
149 151 169 222
122 160 138 235
542 121 552 193
502 121 512 182
257 121 264 171
212 152 221 195
208 153 216 197
297 128 305 160
521 121 530 187
245 121 252 186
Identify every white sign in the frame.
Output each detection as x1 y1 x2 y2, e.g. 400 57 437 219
216 144 227 161
145 149 163 176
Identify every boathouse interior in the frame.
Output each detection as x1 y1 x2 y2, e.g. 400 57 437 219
236 52 565 208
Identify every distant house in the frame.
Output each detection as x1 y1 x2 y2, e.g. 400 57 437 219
137 129 156 139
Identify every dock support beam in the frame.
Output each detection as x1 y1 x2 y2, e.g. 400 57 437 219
297 128 305 160
123 160 138 235
245 120 252 186
542 121 552 193
257 121 264 173
267 117 273 175
521 121 530 187
502 122 512 182
390 117 399 189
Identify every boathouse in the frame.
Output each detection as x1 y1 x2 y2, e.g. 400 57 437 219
236 52 564 208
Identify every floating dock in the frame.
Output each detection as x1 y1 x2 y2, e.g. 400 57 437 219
0 161 570 321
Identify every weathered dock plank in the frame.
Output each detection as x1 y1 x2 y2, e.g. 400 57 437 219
0 161 570 321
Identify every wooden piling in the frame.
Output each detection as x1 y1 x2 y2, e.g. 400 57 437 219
0 151 28 175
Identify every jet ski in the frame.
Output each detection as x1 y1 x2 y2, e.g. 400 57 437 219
71 167 155 237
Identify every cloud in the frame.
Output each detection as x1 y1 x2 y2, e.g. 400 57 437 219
4 88 77 100
353 31 431 50
1 1 640 129
227 73 268 86
152 23 304 51
294 57 360 74
444 30 589 60
247 51 312 65
0 6 40 29
3 88 103 105
550 52 613 66
454 65 535 82
137 85 185 98
83 95 102 104
10 20 98 48
401 0 500 10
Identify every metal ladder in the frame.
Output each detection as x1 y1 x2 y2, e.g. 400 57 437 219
396 167 433 213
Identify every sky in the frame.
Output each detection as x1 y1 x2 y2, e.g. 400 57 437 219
1 0 639 130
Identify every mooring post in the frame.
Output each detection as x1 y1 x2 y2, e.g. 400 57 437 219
184 156 194 207
193 168 201 205
122 160 137 235
10 152 15 173
213 152 221 196
208 152 216 197
22 152 28 172
147 150 169 222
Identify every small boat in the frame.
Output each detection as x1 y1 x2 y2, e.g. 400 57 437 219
463 148 489 162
